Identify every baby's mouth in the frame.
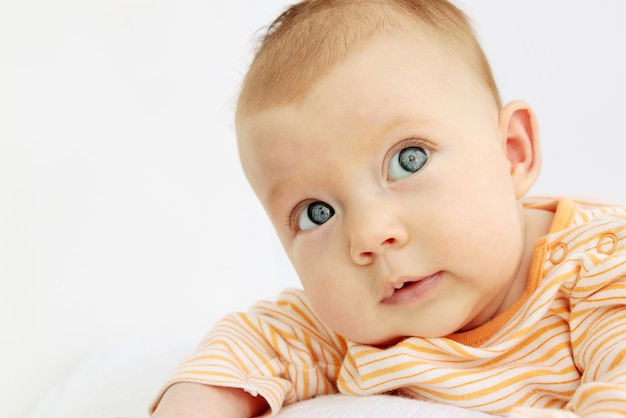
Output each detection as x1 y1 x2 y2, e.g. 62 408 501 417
381 273 442 305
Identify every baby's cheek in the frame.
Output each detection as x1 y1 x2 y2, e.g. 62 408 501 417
306 280 353 327
296 249 365 335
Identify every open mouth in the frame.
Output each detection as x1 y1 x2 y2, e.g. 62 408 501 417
396 281 416 290
381 273 442 305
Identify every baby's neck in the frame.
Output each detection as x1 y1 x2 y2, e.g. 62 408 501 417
507 207 555 309
523 207 555 262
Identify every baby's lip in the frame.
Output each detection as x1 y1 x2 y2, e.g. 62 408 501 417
381 273 441 304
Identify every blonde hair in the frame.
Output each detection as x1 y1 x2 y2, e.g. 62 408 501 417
236 0 501 118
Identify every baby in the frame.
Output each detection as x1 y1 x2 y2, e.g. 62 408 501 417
152 0 626 416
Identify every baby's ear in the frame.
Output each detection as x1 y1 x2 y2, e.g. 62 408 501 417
499 100 541 199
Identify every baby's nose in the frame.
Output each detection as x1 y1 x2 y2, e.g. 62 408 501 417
348 208 409 265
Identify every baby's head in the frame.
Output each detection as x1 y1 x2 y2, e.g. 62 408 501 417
236 0 542 345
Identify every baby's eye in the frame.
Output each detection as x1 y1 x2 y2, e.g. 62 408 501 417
388 146 429 180
298 201 335 231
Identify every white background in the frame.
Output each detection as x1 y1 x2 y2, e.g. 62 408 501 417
1 1 625 417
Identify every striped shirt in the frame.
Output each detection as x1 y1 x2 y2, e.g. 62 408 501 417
157 198 626 417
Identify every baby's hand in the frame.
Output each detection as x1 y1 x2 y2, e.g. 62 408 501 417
152 383 268 418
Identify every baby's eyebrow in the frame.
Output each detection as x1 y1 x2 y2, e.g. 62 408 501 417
373 112 439 142
267 183 300 220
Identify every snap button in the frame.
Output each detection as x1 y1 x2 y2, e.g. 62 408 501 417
596 232 618 255
549 242 568 264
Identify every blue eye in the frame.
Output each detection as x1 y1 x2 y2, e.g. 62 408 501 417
298 201 335 231
388 146 429 180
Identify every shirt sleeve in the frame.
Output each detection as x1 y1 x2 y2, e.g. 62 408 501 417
506 250 626 418
151 288 348 415
567 245 626 417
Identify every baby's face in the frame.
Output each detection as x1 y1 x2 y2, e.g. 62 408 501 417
238 28 527 345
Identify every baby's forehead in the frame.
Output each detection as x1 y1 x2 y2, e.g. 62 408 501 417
236 1 499 118
238 34 482 131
